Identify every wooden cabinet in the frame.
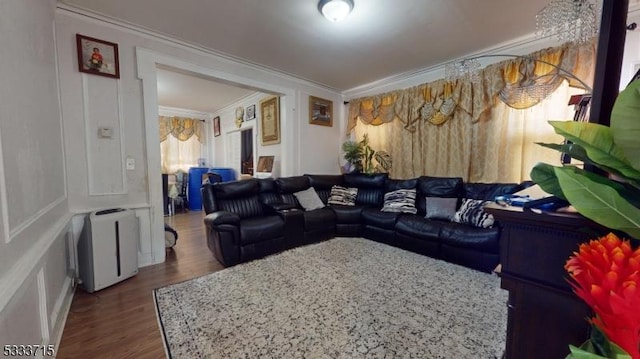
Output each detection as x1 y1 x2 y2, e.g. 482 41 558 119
485 204 607 359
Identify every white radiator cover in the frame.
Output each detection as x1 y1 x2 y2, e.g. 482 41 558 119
78 209 139 292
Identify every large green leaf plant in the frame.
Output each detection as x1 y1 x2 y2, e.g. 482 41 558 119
530 79 640 240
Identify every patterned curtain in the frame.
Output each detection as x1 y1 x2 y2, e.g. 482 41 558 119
348 40 596 182
158 116 204 143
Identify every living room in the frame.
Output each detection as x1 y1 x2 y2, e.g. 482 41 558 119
1 0 640 358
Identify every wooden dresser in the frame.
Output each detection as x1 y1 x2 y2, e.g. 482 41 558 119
485 204 608 359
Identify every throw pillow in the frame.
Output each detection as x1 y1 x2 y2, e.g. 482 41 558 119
327 185 358 206
452 198 495 228
425 197 458 220
294 187 325 211
381 189 417 214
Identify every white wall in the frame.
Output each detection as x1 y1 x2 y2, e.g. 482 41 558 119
212 92 276 177
55 5 344 268
0 0 73 351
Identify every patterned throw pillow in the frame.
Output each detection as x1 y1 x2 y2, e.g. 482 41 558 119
381 189 417 214
327 185 358 206
452 198 495 228
425 197 458 220
293 187 325 211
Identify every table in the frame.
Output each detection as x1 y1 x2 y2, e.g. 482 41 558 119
485 204 608 358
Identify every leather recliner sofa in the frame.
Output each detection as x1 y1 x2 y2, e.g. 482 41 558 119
201 173 527 272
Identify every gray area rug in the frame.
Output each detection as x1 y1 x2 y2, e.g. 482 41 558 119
154 238 507 358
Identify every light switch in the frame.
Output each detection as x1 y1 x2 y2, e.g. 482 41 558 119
126 156 135 170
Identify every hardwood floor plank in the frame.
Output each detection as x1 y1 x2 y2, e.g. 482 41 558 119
57 211 223 358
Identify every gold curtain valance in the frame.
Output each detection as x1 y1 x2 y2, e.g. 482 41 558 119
347 40 596 134
159 116 204 143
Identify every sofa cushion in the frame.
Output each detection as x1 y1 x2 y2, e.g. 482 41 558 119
331 205 365 224
344 173 388 188
328 185 358 206
416 176 463 216
239 216 285 245
294 187 325 211
439 222 500 252
344 173 387 207
275 176 310 194
303 208 337 231
452 199 495 228
385 178 418 192
381 189 417 214
361 207 400 229
425 196 458 220
213 178 259 199
307 174 344 203
395 215 441 241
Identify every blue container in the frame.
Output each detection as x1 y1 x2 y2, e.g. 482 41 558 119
208 167 236 182
187 167 209 211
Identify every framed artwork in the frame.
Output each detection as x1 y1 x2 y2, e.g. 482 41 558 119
213 116 221 137
309 96 333 127
76 34 120 79
246 104 256 121
260 96 280 145
256 156 274 173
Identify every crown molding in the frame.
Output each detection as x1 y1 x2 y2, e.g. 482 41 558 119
342 33 563 99
158 106 213 120
55 3 342 94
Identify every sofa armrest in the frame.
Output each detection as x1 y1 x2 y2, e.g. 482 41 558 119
263 202 298 215
204 211 241 226
276 208 304 249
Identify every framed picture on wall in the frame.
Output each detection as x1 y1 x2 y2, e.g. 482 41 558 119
309 96 333 127
260 96 280 145
76 34 120 79
213 116 221 137
246 104 256 121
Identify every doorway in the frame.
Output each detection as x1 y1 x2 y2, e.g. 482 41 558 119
241 128 253 176
137 48 296 266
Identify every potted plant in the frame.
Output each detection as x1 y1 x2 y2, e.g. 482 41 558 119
531 79 640 240
530 79 640 358
341 134 392 174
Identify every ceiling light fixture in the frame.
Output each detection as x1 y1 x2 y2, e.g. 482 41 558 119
536 0 599 44
318 0 354 22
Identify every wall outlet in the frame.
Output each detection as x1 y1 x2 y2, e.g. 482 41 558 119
126 156 135 170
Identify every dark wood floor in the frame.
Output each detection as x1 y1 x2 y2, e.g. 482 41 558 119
57 211 223 358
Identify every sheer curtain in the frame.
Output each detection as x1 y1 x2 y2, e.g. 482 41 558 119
159 116 204 173
160 135 202 173
486 81 583 182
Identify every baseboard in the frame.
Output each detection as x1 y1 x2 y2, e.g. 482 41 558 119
51 276 75 352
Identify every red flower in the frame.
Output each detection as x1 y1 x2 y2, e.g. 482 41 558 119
565 233 640 358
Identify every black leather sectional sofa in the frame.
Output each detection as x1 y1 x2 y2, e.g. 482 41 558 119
201 173 528 273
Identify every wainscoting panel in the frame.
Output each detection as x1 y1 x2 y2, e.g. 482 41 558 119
0 276 43 347
82 74 126 196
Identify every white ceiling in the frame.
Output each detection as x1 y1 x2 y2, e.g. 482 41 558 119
61 0 556 92
156 67 255 114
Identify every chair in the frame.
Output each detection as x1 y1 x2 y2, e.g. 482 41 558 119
206 172 223 184
173 171 189 213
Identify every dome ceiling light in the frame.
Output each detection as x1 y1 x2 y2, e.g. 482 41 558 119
318 0 354 22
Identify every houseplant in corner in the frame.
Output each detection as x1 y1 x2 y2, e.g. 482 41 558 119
530 79 640 358
341 134 392 174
